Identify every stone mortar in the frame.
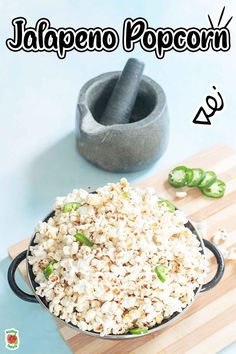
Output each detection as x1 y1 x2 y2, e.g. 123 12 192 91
75 71 169 172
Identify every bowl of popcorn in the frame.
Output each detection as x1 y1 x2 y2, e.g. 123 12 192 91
8 179 225 338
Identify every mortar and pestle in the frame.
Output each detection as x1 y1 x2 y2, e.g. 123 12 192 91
75 58 169 172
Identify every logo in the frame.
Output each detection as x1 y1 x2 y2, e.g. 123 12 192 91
5 328 20 350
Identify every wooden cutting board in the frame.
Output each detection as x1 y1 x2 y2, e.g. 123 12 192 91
8 143 236 354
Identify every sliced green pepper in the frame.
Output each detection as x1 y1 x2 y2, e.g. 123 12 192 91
154 265 168 282
200 179 225 198
43 263 54 279
185 168 194 185
168 166 189 188
62 202 81 213
198 171 217 189
122 192 129 199
187 168 206 187
129 327 148 335
75 233 93 247
157 199 175 212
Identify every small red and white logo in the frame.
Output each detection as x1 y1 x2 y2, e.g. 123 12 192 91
5 328 20 350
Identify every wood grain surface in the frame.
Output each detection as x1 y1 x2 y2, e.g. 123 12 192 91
8 143 236 354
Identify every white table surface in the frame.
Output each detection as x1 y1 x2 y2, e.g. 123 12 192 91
0 0 235 353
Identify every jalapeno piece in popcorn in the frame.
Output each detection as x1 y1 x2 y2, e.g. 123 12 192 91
157 199 175 212
43 263 54 279
129 327 149 334
122 192 129 199
75 233 94 247
154 265 168 282
62 202 81 212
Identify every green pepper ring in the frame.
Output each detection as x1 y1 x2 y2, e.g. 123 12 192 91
187 168 206 187
168 166 189 188
198 171 217 189
200 179 225 198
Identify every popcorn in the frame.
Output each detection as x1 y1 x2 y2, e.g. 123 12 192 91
227 247 236 260
175 191 187 198
63 246 71 256
122 297 136 309
30 179 208 336
212 228 228 245
217 245 229 258
86 194 103 207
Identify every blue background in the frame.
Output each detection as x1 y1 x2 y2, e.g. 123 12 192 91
0 0 235 353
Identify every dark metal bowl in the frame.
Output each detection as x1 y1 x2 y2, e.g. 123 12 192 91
8 210 225 339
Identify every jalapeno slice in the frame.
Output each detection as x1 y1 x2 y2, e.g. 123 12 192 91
200 179 225 198
168 166 189 188
154 265 168 282
198 171 217 189
185 168 194 185
75 233 93 247
43 263 54 279
157 200 175 212
62 202 81 213
129 327 149 334
187 168 206 187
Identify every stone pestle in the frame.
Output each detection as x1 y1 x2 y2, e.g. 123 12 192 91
99 58 144 126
